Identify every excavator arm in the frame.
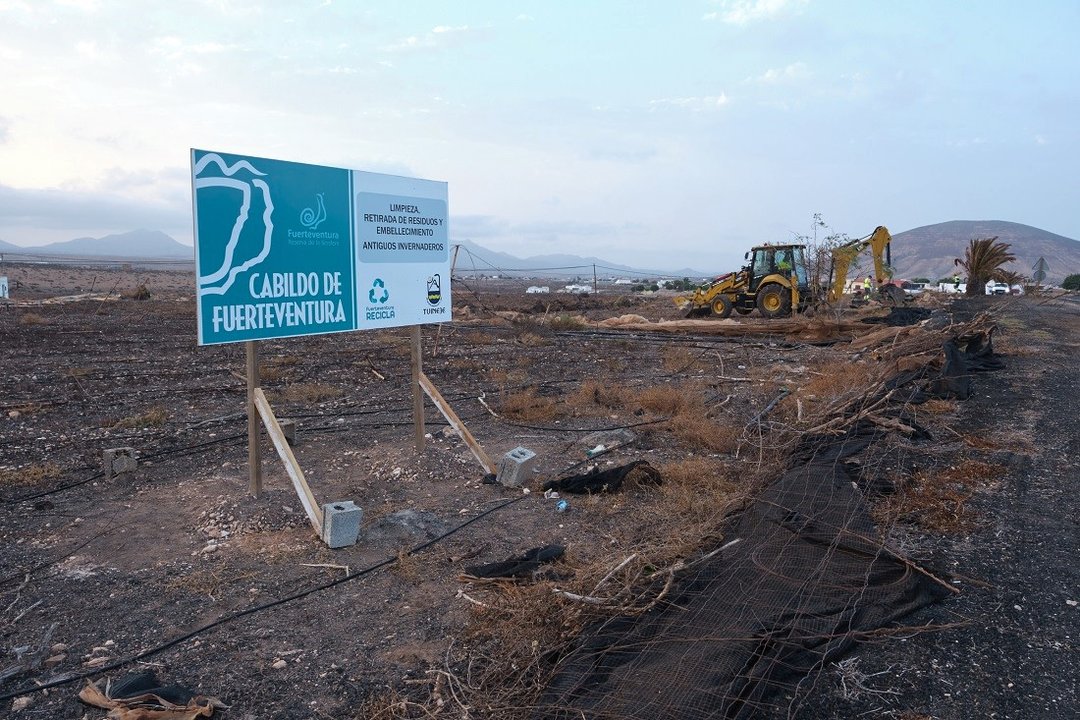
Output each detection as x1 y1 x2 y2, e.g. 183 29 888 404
828 226 893 302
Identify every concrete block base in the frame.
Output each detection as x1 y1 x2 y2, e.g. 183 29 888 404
496 446 537 487
103 447 137 480
322 501 362 549
279 419 298 446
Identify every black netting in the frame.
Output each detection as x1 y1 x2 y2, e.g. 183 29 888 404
535 426 952 719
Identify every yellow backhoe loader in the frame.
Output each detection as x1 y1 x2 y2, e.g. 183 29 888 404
827 226 906 306
674 225 904 319
676 244 810 319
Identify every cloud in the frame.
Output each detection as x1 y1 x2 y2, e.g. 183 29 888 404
749 61 808 84
0 180 189 234
703 0 807 24
648 94 730 111
515 14 534 22
383 24 476 52
55 0 100 11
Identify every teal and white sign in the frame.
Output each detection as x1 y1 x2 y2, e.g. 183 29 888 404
191 150 451 345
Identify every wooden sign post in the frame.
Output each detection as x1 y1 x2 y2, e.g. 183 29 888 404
245 340 262 497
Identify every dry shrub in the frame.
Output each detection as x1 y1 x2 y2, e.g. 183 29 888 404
792 360 884 422
568 379 628 413
661 345 705 373
273 354 302 367
962 429 1035 455
453 581 585 714
261 355 301 383
228 529 310 564
109 405 168 429
627 383 739 452
393 548 421 581
875 460 1006 533
515 331 550 347
918 399 957 415
500 388 557 422
258 365 286 383
281 382 342 403
636 384 690 416
19 312 47 325
549 314 586 331
0 462 61 487
163 568 255 600
463 330 498 346
7 402 45 417
669 413 739 453
599 356 628 373
354 687 429 719
656 458 744 526
445 356 483 371
121 284 151 300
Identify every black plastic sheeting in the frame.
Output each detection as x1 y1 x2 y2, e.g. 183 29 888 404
543 461 662 494
930 327 1005 400
535 427 953 720
465 545 566 579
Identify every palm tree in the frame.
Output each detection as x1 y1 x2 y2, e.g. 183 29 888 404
994 269 1027 288
954 237 1017 296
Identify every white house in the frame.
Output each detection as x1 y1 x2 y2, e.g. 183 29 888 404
526 286 550 294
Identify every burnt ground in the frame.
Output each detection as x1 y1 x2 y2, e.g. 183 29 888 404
794 293 1080 719
0 264 1077 719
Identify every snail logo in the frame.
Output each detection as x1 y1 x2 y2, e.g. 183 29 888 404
194 153 274 297
299 193 327 230
369 278 389 304
426 274 442 305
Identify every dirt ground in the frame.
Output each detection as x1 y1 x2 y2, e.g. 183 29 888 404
0 264 1076 719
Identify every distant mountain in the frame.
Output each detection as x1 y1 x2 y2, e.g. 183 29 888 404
0 238 21 252
891 221 1078 284
454 239 710 279
29 230 194 259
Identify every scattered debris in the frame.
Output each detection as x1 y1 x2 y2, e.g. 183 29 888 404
79 671 225 719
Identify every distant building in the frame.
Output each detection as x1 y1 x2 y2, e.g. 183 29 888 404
613 278 634 285
562 284 592 294
526 286 550 294
937 282 967 294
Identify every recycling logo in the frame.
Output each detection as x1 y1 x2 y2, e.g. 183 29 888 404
369 278 389 304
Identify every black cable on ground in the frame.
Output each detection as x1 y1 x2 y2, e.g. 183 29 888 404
498 416 670 434
0 522 129 589
0 494 528 703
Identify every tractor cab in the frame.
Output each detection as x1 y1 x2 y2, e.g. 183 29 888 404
745 244 808 293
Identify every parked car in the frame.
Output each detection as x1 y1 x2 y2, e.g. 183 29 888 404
985 281 1010 295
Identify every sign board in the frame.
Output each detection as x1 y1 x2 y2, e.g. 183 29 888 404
1032 257 1049 283
191 149 451 345
0 276 7 299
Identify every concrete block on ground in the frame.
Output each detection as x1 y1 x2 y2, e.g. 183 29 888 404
322 501 362 549
279 418 298 446
103 447 136 480
497 446 537 487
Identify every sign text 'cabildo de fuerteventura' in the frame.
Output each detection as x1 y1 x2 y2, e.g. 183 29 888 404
191 149 451 345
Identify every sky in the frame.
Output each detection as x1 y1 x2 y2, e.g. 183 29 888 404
0 0 1077 271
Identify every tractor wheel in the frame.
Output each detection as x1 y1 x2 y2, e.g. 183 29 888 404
756 283 791 319
710 295 733 319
